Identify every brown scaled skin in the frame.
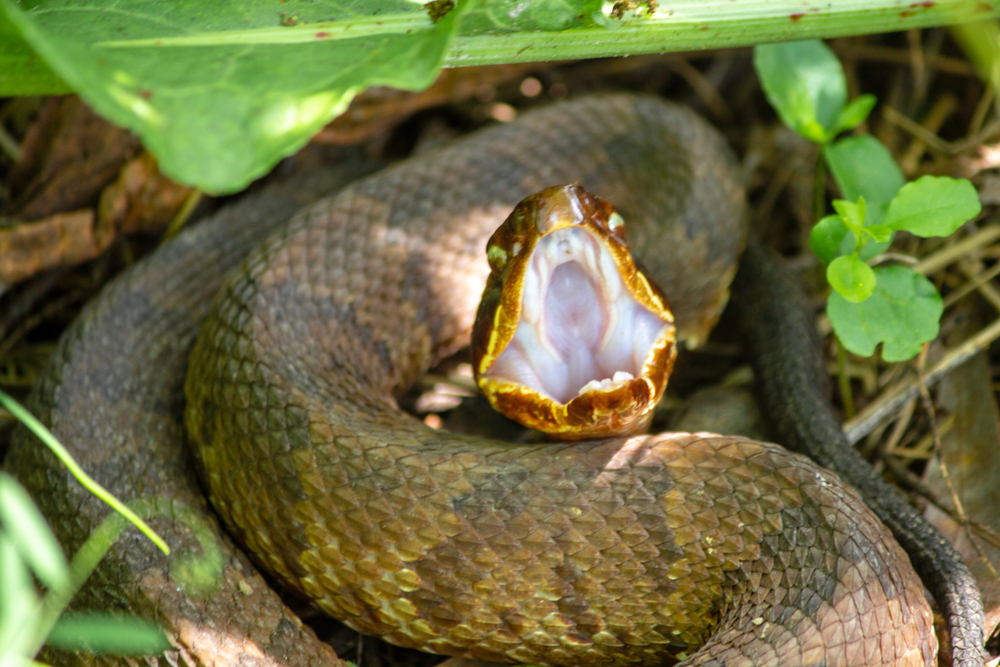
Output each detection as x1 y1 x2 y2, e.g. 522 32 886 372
472 184 676 439
7 96 936 667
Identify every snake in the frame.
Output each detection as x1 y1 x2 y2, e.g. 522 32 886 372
4 94 985 667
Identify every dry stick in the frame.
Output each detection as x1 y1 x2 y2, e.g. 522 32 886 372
913 223 1000 276
901 94 958 174
664 57 733 123
966 87 995 141
907 29 927 105
882 453 1000 551
843 315 1000 444
831 44 975 76
882 105 952 154
943 260 1000 309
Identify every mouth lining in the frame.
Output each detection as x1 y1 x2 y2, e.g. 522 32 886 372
483 226 669 404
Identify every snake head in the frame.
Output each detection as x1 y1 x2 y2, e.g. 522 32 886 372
471 184 677 440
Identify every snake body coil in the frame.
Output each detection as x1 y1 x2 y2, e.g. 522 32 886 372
7 96 951 666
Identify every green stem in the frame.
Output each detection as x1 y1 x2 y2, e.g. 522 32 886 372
444 1 1000 67
814 149 826 224
0 391 169 555
836 340 856 420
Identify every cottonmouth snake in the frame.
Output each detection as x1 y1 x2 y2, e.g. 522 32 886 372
4 95 984 666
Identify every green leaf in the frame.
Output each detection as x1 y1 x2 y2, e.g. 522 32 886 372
883 175 982 237
827 254 876 302
0 473 68 592
0 531 41 659
833 93 876 133
824 135 905 225
832 197 866 230
46 614 170 655
0 7 67 95
828 265 942 361
753 40 846 143
0 0 467 193
810 215 850 264
461 0 602 33
864 225 892 243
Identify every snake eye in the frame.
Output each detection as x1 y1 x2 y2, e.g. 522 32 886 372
487 243 509 272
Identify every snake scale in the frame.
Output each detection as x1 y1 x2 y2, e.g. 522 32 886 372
4 95 983 666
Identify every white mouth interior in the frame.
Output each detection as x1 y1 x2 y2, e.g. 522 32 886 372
485 227 668 404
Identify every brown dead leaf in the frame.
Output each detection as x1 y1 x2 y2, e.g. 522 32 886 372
5 96 141 220
923 349 1000 648
0 210 112 289
98 152 193 234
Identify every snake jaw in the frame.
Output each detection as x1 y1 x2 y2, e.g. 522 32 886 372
471 184 677 440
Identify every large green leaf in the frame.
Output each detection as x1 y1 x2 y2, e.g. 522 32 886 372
0 0 466 193
0 8 67 94
827 265 942 361
3 0 997 193
883 175 982 237
753 40 846 143
824 135 904 225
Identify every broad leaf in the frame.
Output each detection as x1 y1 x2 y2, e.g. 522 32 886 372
1 0 466 193
0 473 68 591
827 254 875 302
823 135 904 225
827 265 942 361
810 214 850 264
753 40 846 143
883 175 982 237
47 613 170 655
0 8 66 94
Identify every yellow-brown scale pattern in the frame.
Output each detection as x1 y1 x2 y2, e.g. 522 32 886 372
185 96 935 666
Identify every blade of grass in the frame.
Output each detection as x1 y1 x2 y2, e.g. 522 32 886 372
0 391 169 555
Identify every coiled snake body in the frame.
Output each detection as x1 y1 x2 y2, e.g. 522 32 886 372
6 95 967 667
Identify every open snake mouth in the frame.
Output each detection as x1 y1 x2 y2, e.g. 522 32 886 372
471 184 677 439
486 226 669 404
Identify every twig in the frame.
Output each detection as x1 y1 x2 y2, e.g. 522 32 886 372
912 224 1000 276
882 453 1000 551
664 57 733 123
966 86 995 141
882 105 952 154
831 44 975 77
943 259 1000 309
843 315 1000 443
900 94 957 174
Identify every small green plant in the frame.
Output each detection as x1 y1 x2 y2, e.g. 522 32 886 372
754 40 983 363
0 390 171 667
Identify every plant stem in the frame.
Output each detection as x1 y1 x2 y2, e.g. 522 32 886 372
814 148 826 224
836 340 856 420
445 1 1000 67
0 391 169 555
